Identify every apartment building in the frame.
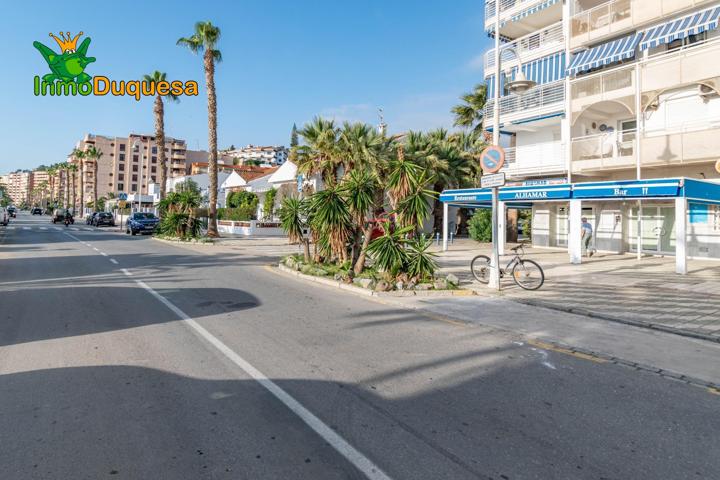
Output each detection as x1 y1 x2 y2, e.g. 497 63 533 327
31 169 50 190
441 0 720 273
225 145 289 166
70 133 188 207
5 171 32 204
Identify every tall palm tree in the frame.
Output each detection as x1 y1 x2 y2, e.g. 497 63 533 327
67 163 78 213
83 146 103 210
71 149 85 214
177 21 222 237
46 165 58 208
451 83 488 136
143 71 179 202
295 117 341 184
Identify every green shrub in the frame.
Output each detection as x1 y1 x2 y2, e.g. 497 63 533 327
405 235 438 281
227 190 259 209
217 206 256 221
468 209 492 243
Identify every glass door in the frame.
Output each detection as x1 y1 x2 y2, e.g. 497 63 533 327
658 206 676 254
556 206 568 247
628 206 676 254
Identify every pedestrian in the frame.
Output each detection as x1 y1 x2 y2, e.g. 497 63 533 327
581 216 594 257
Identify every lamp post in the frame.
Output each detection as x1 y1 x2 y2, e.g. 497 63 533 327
489 4 536 290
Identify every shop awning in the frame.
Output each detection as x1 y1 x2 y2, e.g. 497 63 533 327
441 178 720 207
510 0 560 23
640 6 720 51
566 33 642 77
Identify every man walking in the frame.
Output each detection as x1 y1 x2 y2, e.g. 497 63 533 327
581 216 594 257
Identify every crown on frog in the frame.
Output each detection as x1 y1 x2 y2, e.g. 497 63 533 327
49 31 83 53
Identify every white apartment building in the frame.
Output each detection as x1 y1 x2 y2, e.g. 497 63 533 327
4 171 32 205
70 133 188 209
441 0 720 273
226 145 289 166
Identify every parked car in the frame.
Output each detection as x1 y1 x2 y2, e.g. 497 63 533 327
52 209 73 224
7 206 16 218
126 212 159 235
31 207 43 215
92 212 115 227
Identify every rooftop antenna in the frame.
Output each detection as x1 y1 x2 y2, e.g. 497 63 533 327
377 108 387 136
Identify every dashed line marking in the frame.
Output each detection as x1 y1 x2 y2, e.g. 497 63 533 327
100 252 108 257
110 259 118 265
22 227 30 230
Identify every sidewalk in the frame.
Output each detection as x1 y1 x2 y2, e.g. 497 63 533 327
433 238 720 342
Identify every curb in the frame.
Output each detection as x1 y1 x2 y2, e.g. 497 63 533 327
275 264 475 298
510 297 720 345
151 236 215 246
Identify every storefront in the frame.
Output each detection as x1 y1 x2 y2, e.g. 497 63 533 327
440 177 720 274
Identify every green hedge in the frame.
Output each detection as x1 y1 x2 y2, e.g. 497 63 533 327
217 206 256 221
468 209 492 242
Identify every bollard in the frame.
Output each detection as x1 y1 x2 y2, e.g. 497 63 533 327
450 232 454 245
435 232 440 246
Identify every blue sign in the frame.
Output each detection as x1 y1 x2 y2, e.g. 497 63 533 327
118 192 128 201
573 181 680 199
297 174 304 192
499 185 571 201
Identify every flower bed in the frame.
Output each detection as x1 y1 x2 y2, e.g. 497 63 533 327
280 254 460 292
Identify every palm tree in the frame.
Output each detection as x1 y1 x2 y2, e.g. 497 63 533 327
452 83 488 136
341 168 380 274
279 197 311 262
84 146 103 210
294 117 340 184
143 71 179 202
177 21 223 237
46 165 58 208
71 149 85 214
67 163 78 213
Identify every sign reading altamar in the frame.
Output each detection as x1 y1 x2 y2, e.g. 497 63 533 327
32 31 198 101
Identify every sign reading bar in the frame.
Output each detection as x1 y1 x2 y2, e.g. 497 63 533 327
481 172 506 189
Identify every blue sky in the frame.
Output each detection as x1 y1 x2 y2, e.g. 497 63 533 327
0 0 491 172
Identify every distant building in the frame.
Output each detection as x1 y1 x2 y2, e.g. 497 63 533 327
185 150 235 174
5 171 32 204
70 133 188 210
225 145 289 166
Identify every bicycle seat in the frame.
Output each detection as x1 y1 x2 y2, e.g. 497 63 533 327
510 244 525 252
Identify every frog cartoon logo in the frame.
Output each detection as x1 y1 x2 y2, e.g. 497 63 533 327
33 31 95 85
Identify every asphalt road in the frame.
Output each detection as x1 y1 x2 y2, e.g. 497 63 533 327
1 211 718 479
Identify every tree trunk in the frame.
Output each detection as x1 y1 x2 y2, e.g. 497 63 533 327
431 181 444 234
204 50 219 238
71 171 76 213
78 162 84 215
92 159 98 211
65 169 70 209
302 238 311 263
506 208 518 243
353 225 373 275
154 95 167 203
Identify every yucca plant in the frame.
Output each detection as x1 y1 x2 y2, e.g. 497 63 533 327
341 168 380 273
309 185 352 263
367 225 412 278
279 197 310 262
405 235 438 281
396 170 437 234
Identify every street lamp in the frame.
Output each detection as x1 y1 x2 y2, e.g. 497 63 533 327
489 6 537 291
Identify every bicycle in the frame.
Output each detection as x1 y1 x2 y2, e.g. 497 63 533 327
470 243 545 290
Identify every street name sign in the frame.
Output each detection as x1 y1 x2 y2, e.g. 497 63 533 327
481 172 506 189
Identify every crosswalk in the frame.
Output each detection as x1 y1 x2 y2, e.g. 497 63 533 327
3 225 117 232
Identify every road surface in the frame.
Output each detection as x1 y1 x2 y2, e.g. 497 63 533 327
1 211 718 479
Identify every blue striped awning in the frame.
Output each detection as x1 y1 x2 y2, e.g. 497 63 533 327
640 6 720 50
487 51 566 97
511 0 560 23
566 33 642 77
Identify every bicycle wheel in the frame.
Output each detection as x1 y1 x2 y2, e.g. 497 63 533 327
470 255 492 284
511 259 544 290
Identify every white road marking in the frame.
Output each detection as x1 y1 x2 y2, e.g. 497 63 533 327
92 247 99 252
110 259 119 265
100 252 108 257
531 348 557 370
40 227 47 230
119 266 391 480
53 227 61 231
7 226 15 230
22 227 30 230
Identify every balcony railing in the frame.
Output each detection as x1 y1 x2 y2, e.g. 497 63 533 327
485 22 563 71
642 122 720 168
485 80 565 125
502 140 566 177
486 0 553 22
570 0 715 48
571 129 636 173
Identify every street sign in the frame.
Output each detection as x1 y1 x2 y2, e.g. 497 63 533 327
118 192 128 201
481 172 506 189
118 200 127 209
479 145 505 173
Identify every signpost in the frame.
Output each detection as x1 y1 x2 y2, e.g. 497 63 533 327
481 172 506 189
479 145 506 291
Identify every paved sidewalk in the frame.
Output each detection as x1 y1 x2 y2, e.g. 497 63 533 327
434 239 720 342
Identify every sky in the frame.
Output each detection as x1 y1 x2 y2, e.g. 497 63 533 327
0 0 491 173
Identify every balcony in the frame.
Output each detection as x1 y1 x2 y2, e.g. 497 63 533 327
502 141 566 177
570 65 635 115
570 0 715 49
642 38 720 95
485 22 564 72
571 130 636 173
485 80 565 128
485 0 562 39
